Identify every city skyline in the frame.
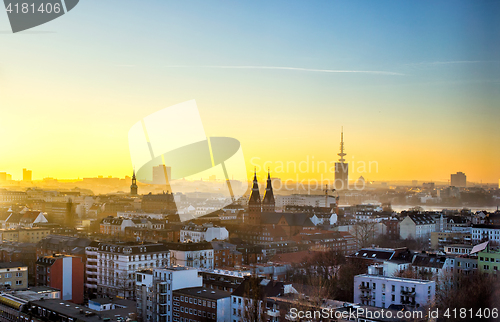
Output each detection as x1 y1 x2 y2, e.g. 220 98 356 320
0 1 499 183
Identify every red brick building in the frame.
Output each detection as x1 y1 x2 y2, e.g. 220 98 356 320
211 241 242 268
36 254 84 304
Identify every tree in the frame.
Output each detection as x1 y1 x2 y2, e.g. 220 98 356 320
393 264 434 281
435 271 500 322
337 259 368 302
352 221 378 248
241 275 264 322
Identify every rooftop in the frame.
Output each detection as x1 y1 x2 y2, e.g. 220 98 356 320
30 299 135 322
174 287 230 300
0 262 26 269
356 274 435 284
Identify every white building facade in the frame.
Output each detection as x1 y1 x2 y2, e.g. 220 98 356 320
180 224 229 242
168 243 214 269
400 214 436 240
354 274 435 309
135 266 202 322
471 225 500 244
85 241 170 299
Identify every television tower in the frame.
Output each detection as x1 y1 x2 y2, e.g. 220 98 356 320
338 126 346 163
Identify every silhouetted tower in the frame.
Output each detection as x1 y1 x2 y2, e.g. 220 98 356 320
130 170 138 195
65 199 74 228
262 169 275 212
334 127 349 190
248 169 261 224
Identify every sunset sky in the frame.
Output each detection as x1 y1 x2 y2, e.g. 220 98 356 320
0 1 499 183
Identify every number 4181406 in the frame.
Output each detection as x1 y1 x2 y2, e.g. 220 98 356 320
444 308 498 319
6 3 61 14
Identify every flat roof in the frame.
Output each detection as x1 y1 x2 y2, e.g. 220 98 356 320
355 274 435 284
30 299 135 322
174 287 230 300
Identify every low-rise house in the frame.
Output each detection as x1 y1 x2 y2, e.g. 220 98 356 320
400 214 436 240
0 262 28 290
181 223 229 242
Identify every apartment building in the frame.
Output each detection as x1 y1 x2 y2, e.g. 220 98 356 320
85 241 170 299
135 266 203 322
0 262 28 290
353 274 435 309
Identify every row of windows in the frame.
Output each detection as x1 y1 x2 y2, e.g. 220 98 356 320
98 253 168 261
174 317 210 322
360 282 431 293
173 306 216 318
177 296 216 308
480 257 500 263
0 272 22 278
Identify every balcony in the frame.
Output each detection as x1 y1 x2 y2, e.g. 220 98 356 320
401 300 416 306
267 309 280 317
401 290 416 296
360 294 372 300
359 284 371 290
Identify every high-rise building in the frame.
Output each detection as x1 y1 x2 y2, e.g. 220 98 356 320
450 172 466 187
153 164 172 184
130 170 138 195
22 168 32 182
334 129 348 190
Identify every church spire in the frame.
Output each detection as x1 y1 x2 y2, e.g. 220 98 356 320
262 168 275 212
249 168 261 205
247 167 262 223
130 169 138 195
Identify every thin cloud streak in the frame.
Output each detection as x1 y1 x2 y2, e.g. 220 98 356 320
407 60 499 67
164 65 405 76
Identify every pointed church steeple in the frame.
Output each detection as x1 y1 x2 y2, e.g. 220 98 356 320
248 168 261 207
247 168 262 225
130 169 138 195
262 169 275 212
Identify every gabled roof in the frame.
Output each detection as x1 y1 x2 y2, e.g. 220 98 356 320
0 212 11 221
5 213 24 224
231 277 286 299
100 217 124 225
447 215 468 224
261 213 314 227
20 211 43 223
407 214 435 225
210 241 236 251
412 254 447 269
269 250 317 265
